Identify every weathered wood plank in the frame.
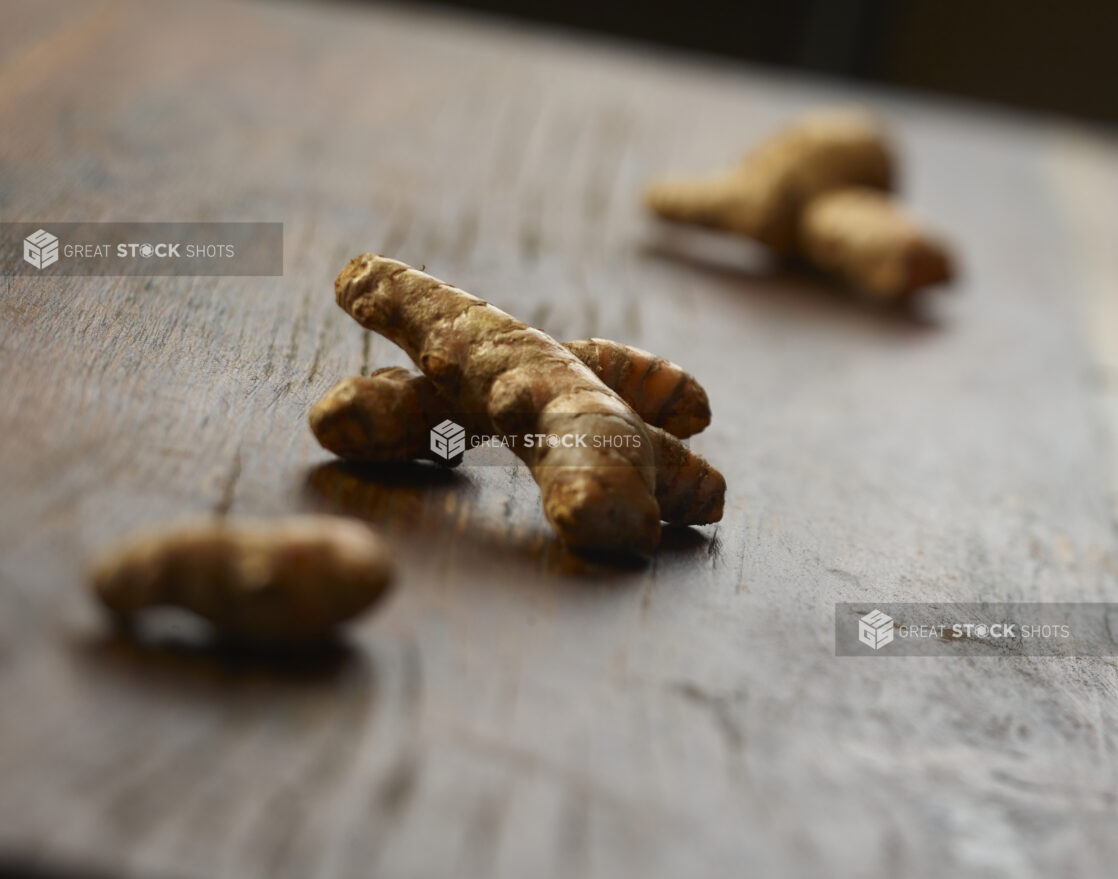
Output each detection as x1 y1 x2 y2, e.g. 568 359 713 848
1 1 1117 877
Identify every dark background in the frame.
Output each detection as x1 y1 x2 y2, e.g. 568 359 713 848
423 0 1118 124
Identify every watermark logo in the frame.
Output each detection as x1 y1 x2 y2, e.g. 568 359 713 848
858 609 894 650
23 229 59 269
430 419 466 460
4 222 283 276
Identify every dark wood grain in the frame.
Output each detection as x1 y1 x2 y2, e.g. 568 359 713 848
2 1 1118 877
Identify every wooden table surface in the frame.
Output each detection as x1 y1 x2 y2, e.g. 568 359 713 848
3 2 1118 877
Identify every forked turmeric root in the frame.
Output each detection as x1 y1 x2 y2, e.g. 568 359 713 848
646 107 894 253
644 107 953 298
336 255 666 555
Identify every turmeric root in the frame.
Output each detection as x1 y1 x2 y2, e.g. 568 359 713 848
644 107 954 297
645 107 894 253
796 187 952 299
89 515 394 643
309 369 725 525
336 256 663 554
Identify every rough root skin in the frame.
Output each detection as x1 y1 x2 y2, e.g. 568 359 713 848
89 516 395 643
796 187 953 299
335 256 662 555
309 339 710 465
564 338 711 438
309 369 725 525
309 367 469 466
645 424 726 525
645 107 894 252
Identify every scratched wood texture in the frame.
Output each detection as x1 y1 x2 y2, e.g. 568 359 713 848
2 1 1118 878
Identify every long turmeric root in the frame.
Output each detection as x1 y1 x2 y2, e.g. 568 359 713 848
336 255 662 555
309 369 725 526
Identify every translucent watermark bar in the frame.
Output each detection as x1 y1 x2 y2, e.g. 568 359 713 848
2 223 283 276
369 412 673 468
836 602 1118 656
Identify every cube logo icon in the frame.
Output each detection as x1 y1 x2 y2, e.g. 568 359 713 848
24 229 59 269
430 419 466 460
859 609 894 650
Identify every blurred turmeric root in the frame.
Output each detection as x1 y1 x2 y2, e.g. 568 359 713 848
90 515 394 643
644 107 954 299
